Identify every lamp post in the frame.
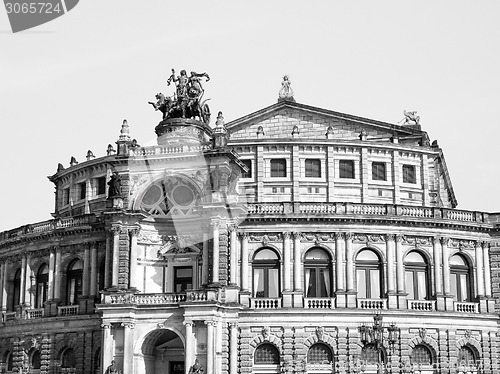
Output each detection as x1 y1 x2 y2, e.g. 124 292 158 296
359 313 400 374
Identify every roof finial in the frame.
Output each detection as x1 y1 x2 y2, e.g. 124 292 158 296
278 74 295 102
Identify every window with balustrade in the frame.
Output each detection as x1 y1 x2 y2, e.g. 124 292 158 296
35 264 49 309
174 266 193 292
66 259 83 306
450 254 471 302
254 343 280 374
10 269 21 311
356 249 383 299
304 248 333 298
404 251 430 300
253 249 280 298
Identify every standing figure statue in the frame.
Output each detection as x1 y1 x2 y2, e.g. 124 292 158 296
279 75 294 100
188 359 204 374
105 360 121 374
108 172 122 198
399 110 420 126
188 71 210 101
167 69 190 117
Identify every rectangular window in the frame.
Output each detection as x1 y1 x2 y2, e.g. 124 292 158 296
305 159 321 178
97 176 106 195
174 267 193 293
63 188 70 205
356 269 367 298
78 182 86 200
403 164 416 184
241 159 252 178
339 160 355 179
372 162 386 181
270 159 287 177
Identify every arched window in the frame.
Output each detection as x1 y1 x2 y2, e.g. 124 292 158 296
5 352 13 372
307 343 333 364
253 249 280 298
450 255 471 302
35 264 49 309
31 350 41 370
356 249 382 299
11 269 22 311
458 345 478 371
304 249 332 298
254 344 280 364
66 260 83 305
61 348 76 373
411 345 433 365
405 252 430 300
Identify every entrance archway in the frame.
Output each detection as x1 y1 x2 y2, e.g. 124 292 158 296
138 329 185 374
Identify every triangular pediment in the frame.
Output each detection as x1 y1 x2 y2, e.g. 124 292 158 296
227 101 425 143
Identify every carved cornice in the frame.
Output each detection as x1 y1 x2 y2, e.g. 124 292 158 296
352 234 385 244
402 236 431 247
248 233 282 245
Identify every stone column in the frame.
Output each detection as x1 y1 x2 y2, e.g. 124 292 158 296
335 233 346 308
82 244 91 297
111 226 121 288
54 247 62 300
101 323 113 370
20 255 26 305
475 241 485 298
229 227 238 285
1 261 8 312
104 233 112 289
293 232 302 291
122 323 134 374
24 254 32 307
283 232 291 291
212 222 220 284
385 234 397 309
442 238 451 295
432 237 443 295
202 231 209 285
47 249 55 301
345 233 356 308
206 321 215 374
129 228 140 290
184 322 195 374
90 244 98 298
395 235 406 309
241 233 249 291
229 323 238 374
484 243 492 297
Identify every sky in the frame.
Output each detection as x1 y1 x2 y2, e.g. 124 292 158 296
0 1 499 232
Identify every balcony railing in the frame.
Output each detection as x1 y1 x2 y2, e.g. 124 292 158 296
58 305 79 316
245 202 488 224
25 308 45 319
250 298 281 309
407 299 436 311
357 298 387 310
2 312 16 322
454 301 479 313
0 214 99 241
104 291 217 305
304 297 335 309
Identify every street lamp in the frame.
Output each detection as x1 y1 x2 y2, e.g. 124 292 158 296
359 313 400 374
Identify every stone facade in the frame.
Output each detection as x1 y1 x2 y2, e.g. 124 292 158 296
0 97 499 374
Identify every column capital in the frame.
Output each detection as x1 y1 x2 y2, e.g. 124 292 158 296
121 322 135 329
283 232 291 240
240 232 249 240
129 226 140 237
101 323 112 329
183 321 194 328
440 237 449 246
228 322 238 329
395 234 404 243
227 225 238 233
432 236 441 245
292 231 302 240
335 232 345 240
210 220 221 230
384 234 395 243
205 320 217 327
110 226 122 235
345 232 354 241
157 322 165 329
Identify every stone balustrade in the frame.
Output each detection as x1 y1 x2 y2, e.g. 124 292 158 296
57 305 79 316
246 202 489 224
25 308 45 319
407 299 436 311
454 301 479 313
250 298 281 309
304 297 335 309
357 298 387 310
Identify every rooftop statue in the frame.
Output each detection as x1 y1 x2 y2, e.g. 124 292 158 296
278 74 295 102
149 68 211 124
399 110 420 126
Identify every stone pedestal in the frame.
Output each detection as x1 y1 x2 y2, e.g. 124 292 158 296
282 291 293 308
387 292 398 309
